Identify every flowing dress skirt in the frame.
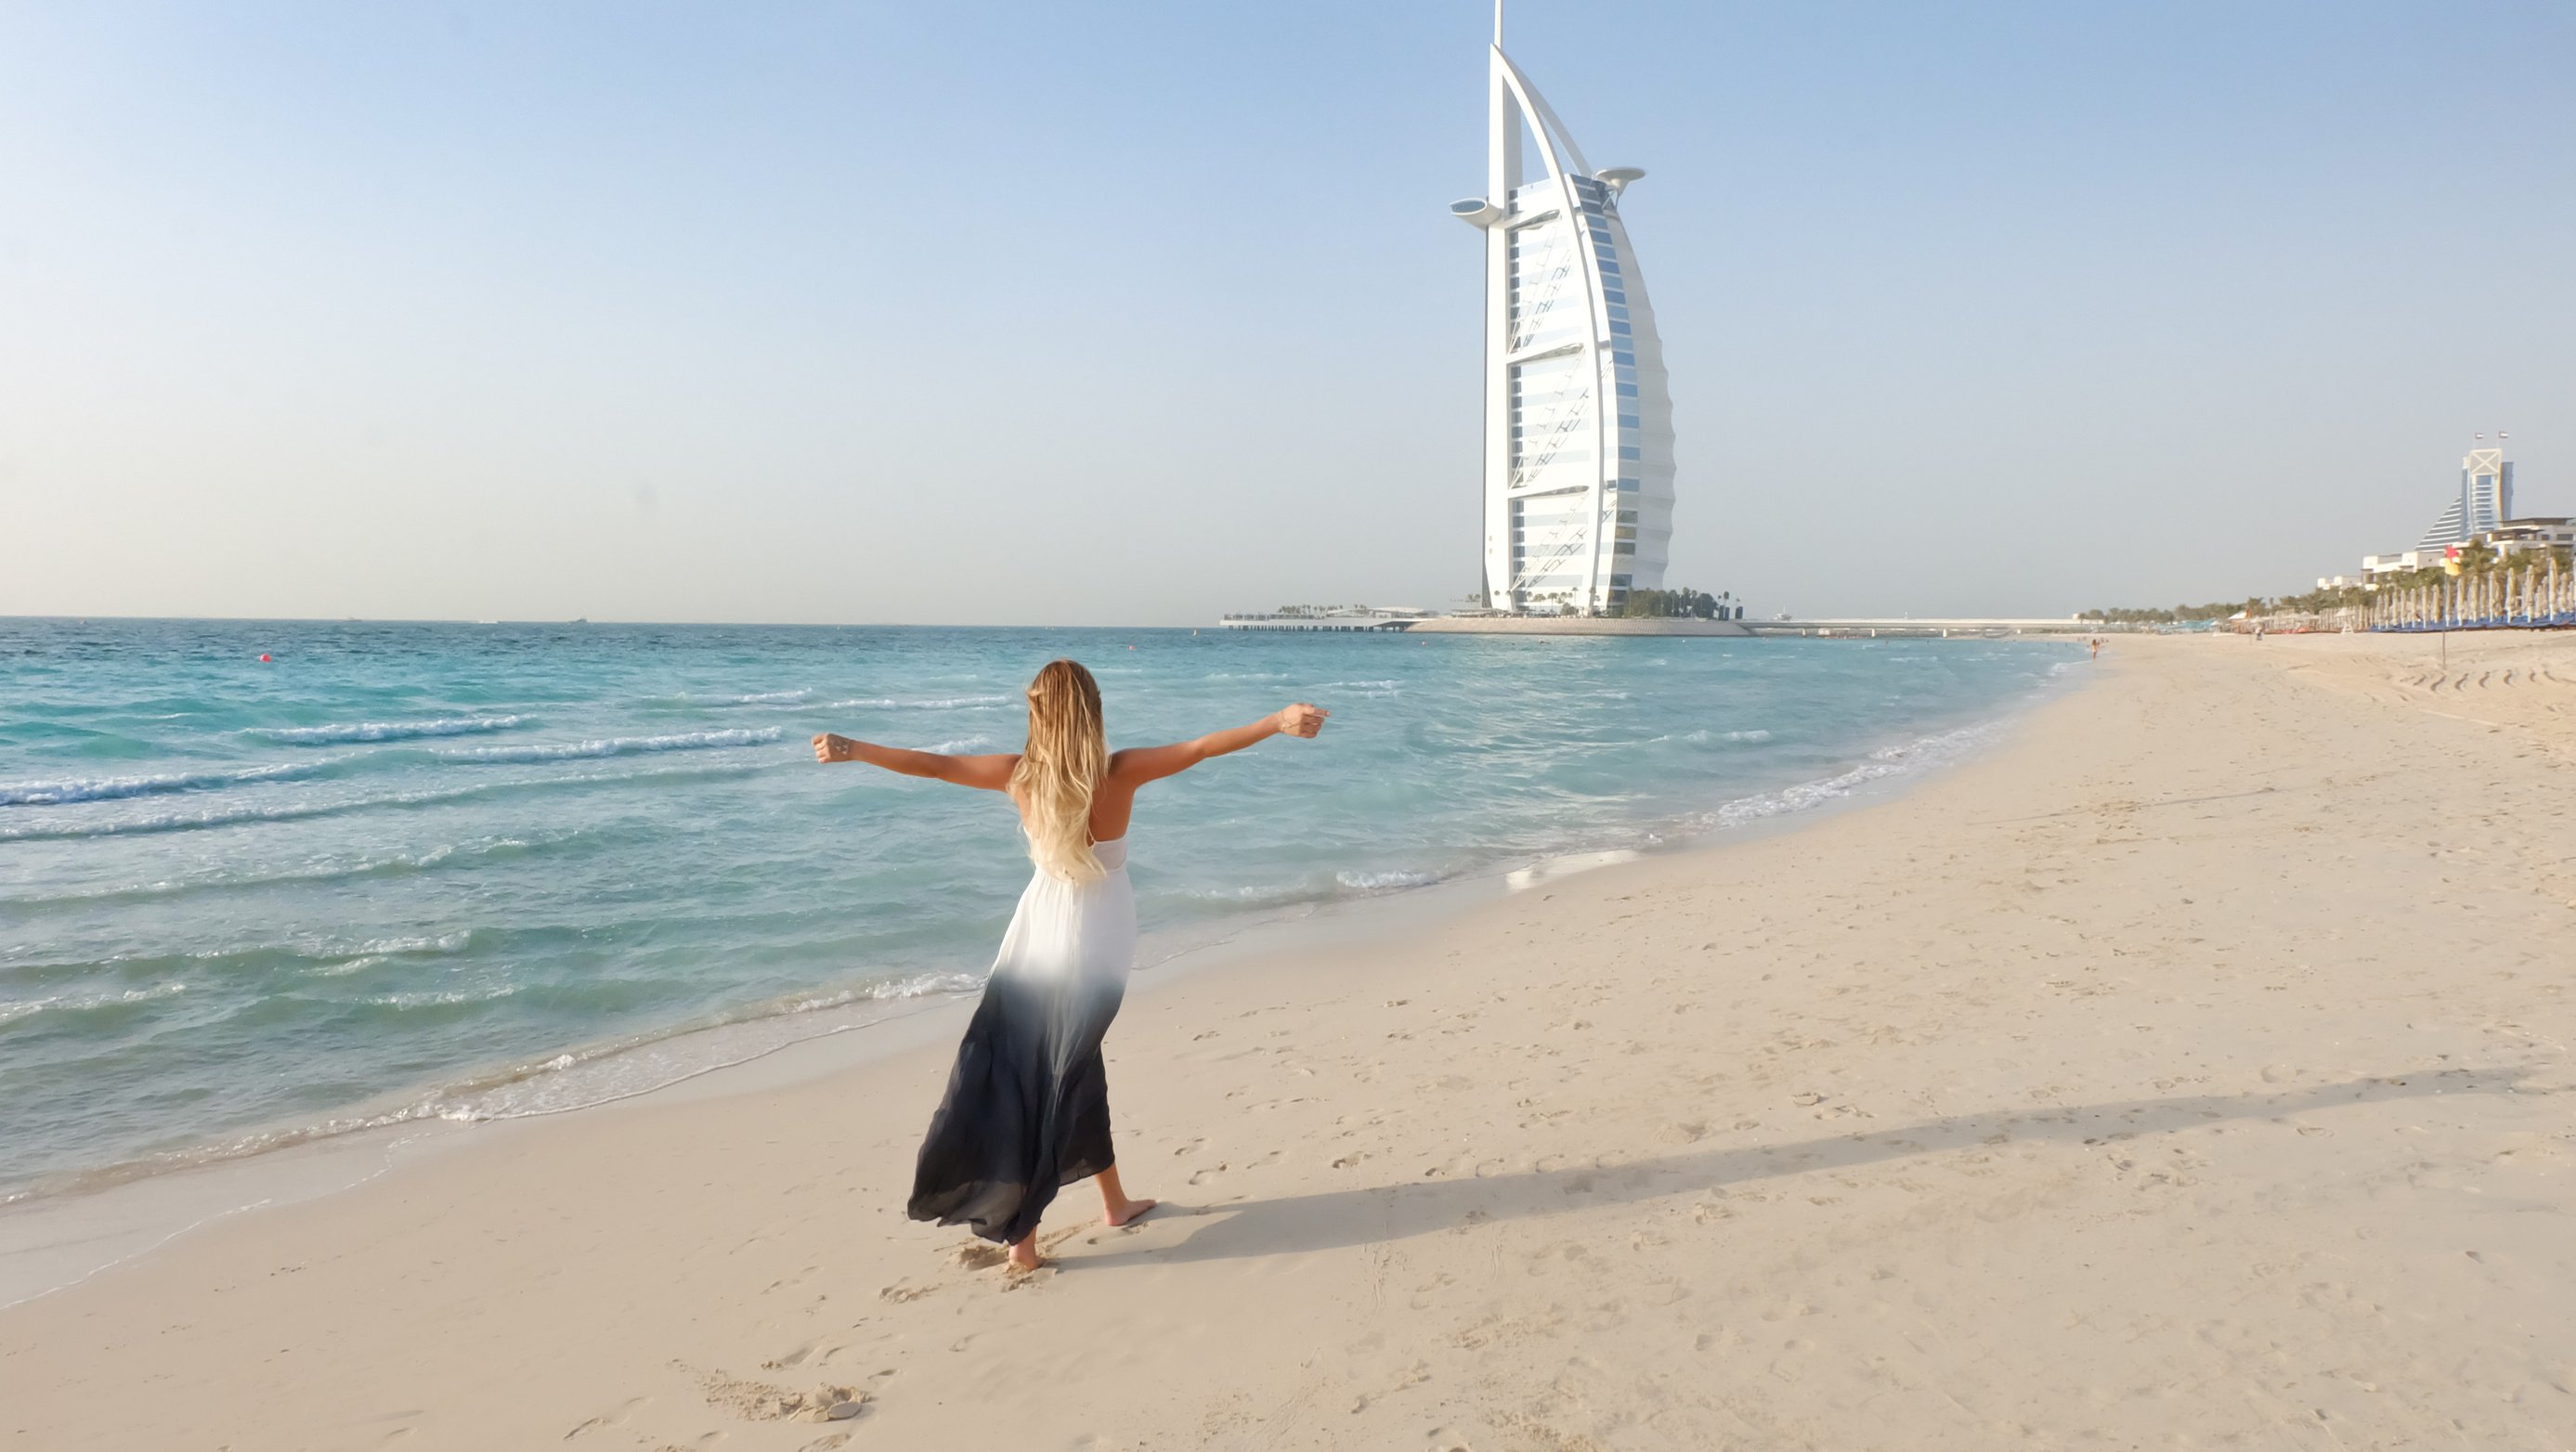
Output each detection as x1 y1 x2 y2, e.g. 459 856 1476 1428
907 838 1137 1245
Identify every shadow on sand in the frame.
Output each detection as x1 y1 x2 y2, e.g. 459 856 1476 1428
1074 1069 2535 1268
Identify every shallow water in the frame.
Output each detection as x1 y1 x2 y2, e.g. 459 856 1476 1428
0 618 2074 1199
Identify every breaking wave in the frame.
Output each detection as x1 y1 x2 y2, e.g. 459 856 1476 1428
246 716 527 745
0 835 565 912
916 735 1002 755
0 761 331 808
436 728 783 763
1335 868 1440 891
826 695 1011 710
0 763 765 843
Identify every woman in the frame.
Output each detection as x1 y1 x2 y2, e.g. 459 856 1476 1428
813 659 1327 1271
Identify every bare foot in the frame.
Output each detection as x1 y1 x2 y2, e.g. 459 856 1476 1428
1101 1197 1157 1228
1093 1166 1154 1228
1007 1236 1042 1272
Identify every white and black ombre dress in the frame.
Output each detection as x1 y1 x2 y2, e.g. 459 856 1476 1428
907 836 1137 1244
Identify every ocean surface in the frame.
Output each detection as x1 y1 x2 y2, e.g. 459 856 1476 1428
0 619 2075 1203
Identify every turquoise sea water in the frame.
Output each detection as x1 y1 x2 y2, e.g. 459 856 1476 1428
0 619 2075 1201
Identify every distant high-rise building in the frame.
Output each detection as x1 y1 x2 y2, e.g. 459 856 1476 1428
2414 443 2515 551
1450 4 1675 615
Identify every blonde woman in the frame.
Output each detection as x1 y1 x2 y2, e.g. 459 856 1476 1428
813 659 1327 1271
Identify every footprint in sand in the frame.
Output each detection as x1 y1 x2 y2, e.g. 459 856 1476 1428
999 1265 1058 1290
563 1396 647 1438
1348 1362 1430 1413
1083 1212 1164 1247
686 1367 868 1424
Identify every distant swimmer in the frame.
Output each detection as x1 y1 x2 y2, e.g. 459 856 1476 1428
814 661 1330 1273
2088 636 2101 660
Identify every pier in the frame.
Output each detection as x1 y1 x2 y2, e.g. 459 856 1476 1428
1741 617 2099 639
1219 612 2100 639
1217 611 1427 633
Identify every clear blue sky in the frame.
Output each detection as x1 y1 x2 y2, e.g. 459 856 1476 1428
3 1 2569 623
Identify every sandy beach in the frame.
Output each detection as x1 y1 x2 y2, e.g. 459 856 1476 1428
7 630 2574 1450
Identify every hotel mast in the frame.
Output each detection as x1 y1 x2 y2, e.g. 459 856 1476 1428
1451 2 1676 615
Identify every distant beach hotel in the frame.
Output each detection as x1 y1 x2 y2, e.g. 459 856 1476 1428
2414 443 2514 551
2352 436 2574 590
1451 5 1675 616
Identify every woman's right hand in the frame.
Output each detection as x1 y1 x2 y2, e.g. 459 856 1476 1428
813 732 853 763
1275 703 1329 739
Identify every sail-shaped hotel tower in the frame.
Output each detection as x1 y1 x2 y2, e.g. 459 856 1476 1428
1451 6 1675 615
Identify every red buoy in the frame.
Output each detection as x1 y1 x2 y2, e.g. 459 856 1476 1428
258 654 272 663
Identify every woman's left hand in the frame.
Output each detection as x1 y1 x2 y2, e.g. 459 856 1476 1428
813 732 853 763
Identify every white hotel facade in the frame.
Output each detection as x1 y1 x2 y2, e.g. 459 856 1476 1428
1451 7 1676 615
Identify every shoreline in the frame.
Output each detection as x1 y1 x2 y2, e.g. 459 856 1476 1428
1 625 2073 1214
7 630 2575 1446
0 652 2082 1310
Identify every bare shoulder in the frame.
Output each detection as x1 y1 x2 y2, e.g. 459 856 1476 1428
948 752 1023 791
1104 744 1189 789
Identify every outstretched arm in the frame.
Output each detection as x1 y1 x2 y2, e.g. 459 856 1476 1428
1109 703 1328 788
813 733 1017 791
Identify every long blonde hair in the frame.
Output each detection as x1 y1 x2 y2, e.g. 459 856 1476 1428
1010 659 1108 881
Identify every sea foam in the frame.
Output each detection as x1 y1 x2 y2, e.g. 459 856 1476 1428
0 763 764 842
0 760 329 808
647 690 813 707
0 836 556 912
1335 868 1440 891
0 980 189 1029
246 716 527 745
436 728 783 763
916 735 1001 755
826 695 1010 710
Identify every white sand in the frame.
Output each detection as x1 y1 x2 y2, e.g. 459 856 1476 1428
6 632 2573 1449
